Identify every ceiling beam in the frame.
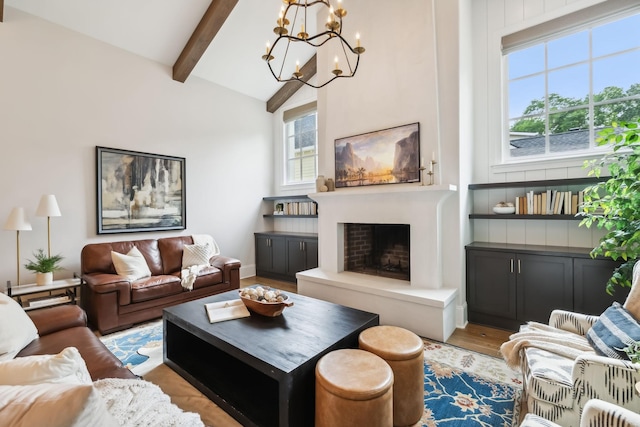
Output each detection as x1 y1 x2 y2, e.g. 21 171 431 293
173 0 238 83
1 0 4 22
266 54 317 114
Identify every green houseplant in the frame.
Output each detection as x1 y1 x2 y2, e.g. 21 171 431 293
24 249 64 285
580 119 640 294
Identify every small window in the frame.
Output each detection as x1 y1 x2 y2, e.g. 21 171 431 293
504 9 640 161
284 105 317 185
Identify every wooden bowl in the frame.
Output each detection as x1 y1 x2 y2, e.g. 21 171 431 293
239 292 294 317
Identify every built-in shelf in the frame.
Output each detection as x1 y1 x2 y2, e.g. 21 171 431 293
469 213 583 220
468 176 602 190
262 195 317 218
468 177 604 220
263 214 318 218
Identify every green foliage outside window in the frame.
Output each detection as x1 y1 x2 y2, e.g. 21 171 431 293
580 118 640 293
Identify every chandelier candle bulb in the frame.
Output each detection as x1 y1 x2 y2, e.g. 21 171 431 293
356 33 361 48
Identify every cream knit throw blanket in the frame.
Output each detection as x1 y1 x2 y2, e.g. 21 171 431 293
180 234 221 290
94 378 204 427
500 321 595 370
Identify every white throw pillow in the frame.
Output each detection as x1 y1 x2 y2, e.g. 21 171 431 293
0 292 38 362
0 383 118 427
0 346 92 385
182 244 211 269
111 246 152 281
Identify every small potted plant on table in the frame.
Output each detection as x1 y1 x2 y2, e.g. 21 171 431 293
24 249 64 286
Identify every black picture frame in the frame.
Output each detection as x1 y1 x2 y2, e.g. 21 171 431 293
334 122 421 188
96 146 186 234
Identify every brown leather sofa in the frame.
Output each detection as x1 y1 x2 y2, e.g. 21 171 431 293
17 304 136 380
81 236 240 334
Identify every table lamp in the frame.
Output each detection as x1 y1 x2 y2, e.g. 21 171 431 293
4 207 32 286
36 194 61 257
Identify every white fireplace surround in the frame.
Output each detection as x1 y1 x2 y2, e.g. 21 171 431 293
297 184 459 341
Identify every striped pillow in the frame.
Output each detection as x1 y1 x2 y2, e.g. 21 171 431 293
586 302 640 360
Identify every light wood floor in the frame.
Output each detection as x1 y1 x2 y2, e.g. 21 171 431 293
241 276 516 357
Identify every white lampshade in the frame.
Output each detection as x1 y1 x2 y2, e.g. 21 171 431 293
3 207 32 231
36 194 61 217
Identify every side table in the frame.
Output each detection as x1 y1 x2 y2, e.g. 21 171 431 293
7 277 82 311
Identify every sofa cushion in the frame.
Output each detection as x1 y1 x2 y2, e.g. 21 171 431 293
0 346 91 385
130 275 183 303
0 292 38 361
0 382 118 427
182 244 211 268
523 347 574 409
586 302 640 360
111 247 152 281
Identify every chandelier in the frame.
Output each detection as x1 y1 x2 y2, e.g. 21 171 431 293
262 0 365 89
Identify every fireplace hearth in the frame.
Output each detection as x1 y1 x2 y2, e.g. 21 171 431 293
344 223 410 281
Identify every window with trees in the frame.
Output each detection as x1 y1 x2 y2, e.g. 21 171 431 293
504 8 640 160
284 102 317 185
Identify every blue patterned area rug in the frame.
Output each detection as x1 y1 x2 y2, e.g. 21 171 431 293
101 323 522 426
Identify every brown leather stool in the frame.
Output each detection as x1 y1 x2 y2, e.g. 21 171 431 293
359 325 424 426
315 348 394 427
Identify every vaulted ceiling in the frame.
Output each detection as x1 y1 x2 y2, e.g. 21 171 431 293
2 0 317 111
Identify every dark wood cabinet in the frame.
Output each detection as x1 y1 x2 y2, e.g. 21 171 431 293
255 234 286 277
256 232 318 282
466 242 627 330
287 238 318 278
573 257 628 315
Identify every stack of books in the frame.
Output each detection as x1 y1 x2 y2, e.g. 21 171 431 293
514 190 584 215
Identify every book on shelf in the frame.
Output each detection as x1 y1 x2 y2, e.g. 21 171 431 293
204 299 250 323
273 201 317 216
513 189 581 216
27 294 71 308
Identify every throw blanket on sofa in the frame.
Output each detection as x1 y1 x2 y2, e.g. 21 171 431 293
180 235 221 291
500 322 595 369
94 378 204 427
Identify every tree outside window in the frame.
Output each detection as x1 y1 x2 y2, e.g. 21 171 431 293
505 12 640 159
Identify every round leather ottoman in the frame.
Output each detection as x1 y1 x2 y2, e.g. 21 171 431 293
359 326 424 426
315 348 394 427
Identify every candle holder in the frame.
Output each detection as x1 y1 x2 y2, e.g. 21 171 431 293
428 160 437 186
419 165 427 186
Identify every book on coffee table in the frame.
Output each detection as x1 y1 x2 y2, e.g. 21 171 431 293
205 299 250 323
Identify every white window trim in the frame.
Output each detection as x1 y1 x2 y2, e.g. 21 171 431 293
492 0 640 169
280 102 318 190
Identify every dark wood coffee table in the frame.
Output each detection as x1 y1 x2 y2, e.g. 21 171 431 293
163 289 379 427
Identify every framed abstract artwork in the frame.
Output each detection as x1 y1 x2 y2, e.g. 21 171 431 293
96 146 186 234
335 123 420 188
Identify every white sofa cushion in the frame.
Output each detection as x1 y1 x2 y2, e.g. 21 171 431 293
0 382 118 427
0 346 92 385
111 246 152 281
0 292 38 361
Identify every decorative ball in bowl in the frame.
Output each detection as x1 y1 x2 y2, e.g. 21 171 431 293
238 286 293 317
493 202 515 214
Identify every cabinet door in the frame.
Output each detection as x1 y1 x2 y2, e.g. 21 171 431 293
270 236 287 273
286 238 307 277
304 239 318 269
256 235 286 274
466 250 517 321
574 258 629 315
255 235 273 273
516 254 573 323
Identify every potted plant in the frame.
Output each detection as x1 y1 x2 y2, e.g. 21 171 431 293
24 249 64 285
580 118 640 293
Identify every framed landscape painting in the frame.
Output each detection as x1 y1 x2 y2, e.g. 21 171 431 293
96 146 186 234
335 123 420 188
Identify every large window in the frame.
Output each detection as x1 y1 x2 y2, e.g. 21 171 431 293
284 103 317 185
504 8 640 160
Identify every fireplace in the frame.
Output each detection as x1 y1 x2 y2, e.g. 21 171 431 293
344 223 410 281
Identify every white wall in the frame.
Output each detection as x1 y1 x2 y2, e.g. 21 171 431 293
0 8 273 287
469 0 607 249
